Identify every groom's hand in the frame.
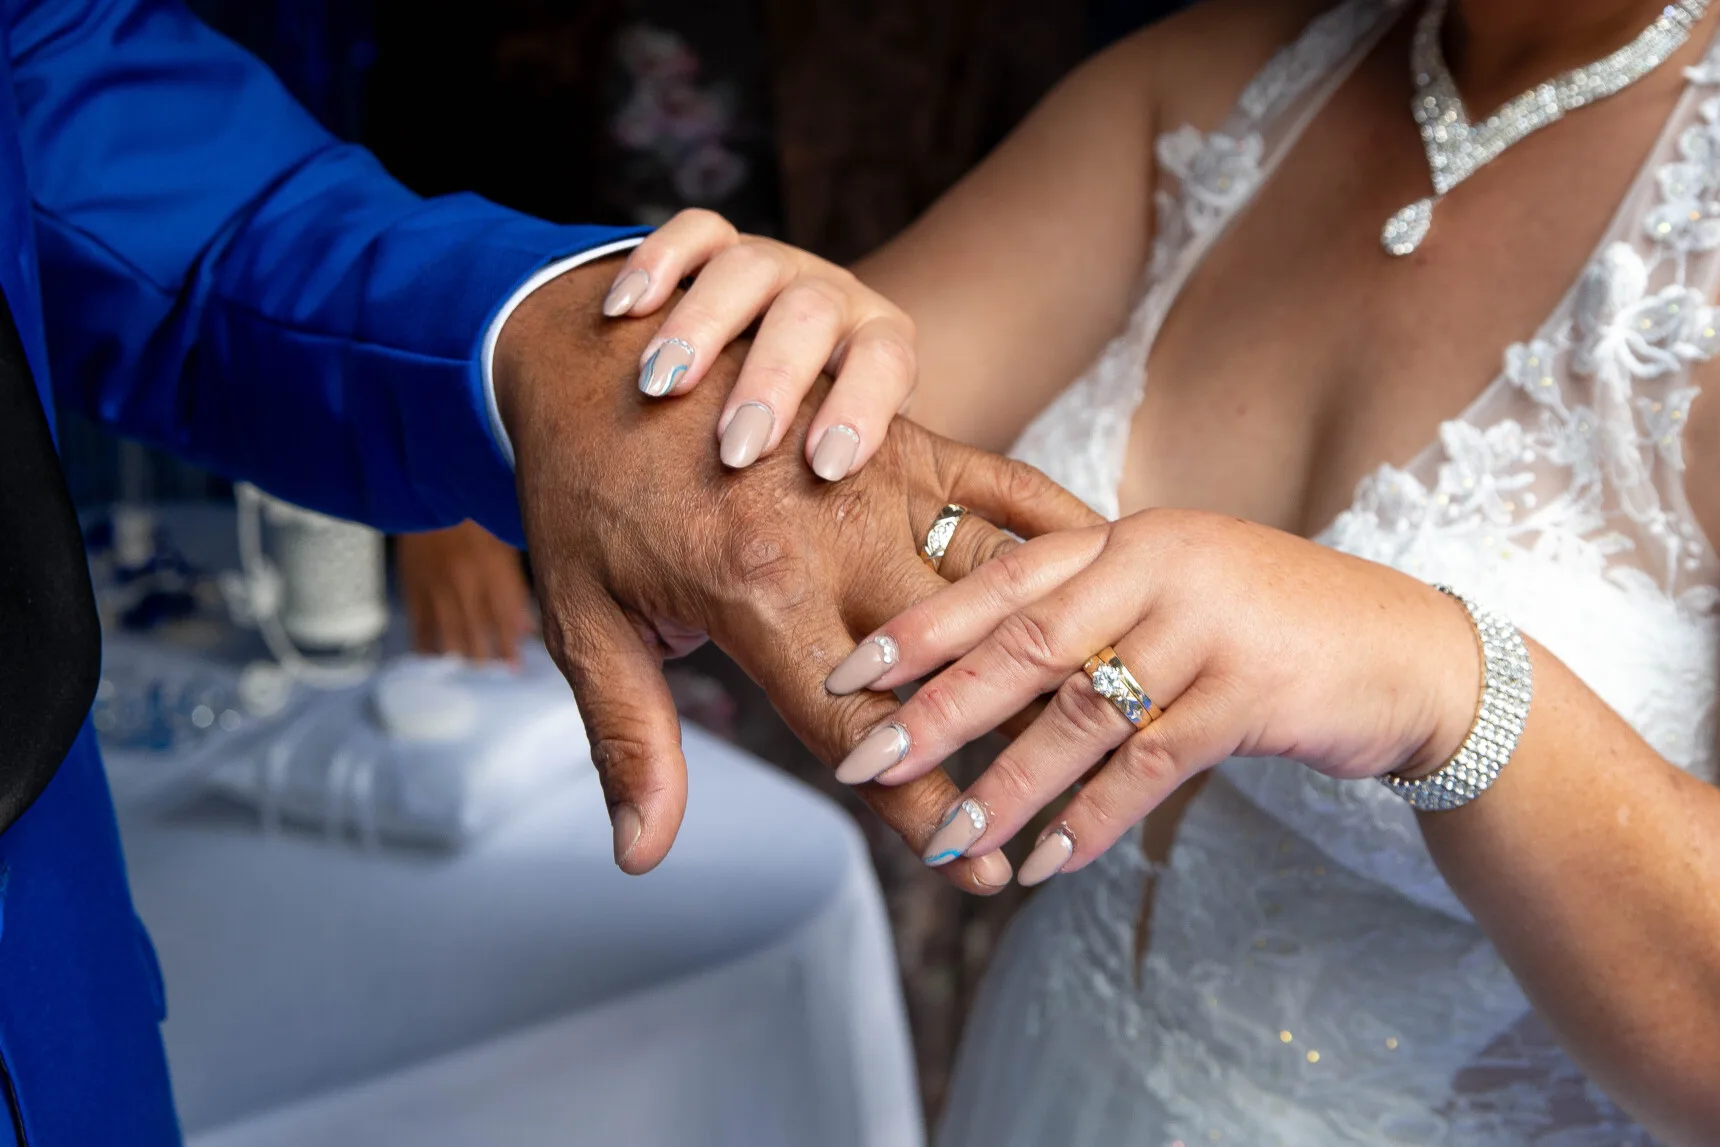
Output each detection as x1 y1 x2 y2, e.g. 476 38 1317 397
495 260 1099 892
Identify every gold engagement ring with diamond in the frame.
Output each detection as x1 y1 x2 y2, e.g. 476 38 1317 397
1082 646 1162 728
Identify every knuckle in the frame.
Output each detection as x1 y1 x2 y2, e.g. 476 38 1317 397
908 676 972 738
993 611 1066 677
723 525 810 610
831 695 896 755
776 280 846 328
1000 457 1053 509
717 239 781 282
587 730 657 790
665 299 725 342
983 752 1040 807
1049 675 1127 742
678 207 736 241
738 357 803 398
1109 734 1182 793
853 329 917 383
985 544 1038 603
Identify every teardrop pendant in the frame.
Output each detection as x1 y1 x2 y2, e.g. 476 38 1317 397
1381 197 1435 257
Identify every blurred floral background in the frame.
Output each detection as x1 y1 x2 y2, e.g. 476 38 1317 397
66 0 1188 1122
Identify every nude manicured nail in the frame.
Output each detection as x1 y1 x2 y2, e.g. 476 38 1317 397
971 850 1013 888
834 722 910 785
720 402 775 468
825 634 899 695
602 269 649 317
611 803 643 868
639 337 694 397
1017 826 1075 887
922 798 987 867
811 424 861 481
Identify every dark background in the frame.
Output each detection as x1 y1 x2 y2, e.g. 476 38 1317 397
66 0 1190 1121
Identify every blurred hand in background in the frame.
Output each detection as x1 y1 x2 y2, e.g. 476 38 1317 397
397 520 535 666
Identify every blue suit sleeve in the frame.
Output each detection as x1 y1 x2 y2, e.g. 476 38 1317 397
11 0 646 543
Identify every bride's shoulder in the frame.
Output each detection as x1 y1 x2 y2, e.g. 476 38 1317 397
1126 0 1355 133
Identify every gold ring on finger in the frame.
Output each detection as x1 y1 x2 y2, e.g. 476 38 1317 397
920 504 969 573
1082 645 1163 728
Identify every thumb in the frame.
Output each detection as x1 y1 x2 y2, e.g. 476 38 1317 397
545 584 689 875
944 444 1104 540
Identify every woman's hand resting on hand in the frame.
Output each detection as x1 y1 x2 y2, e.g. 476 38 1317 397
600 209 916 481
823 509 1487 885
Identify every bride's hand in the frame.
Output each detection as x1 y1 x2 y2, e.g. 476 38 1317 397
824 509 1483 884
600 209 915 481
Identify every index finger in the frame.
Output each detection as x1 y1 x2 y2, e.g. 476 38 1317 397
941 442 1105 540
862 526 1108 692
863 558 1137 788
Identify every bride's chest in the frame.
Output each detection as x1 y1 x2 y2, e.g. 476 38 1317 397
1117 52 1686 535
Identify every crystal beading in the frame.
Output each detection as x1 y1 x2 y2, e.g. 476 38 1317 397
1379 586 1534 812
1384 0 1709 256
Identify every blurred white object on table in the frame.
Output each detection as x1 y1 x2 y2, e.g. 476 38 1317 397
100 502 924 1147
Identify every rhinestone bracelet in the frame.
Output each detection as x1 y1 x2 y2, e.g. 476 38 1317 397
1379 586 1533 813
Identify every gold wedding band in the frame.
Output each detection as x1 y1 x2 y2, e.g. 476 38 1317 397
921 504 969 573
1082 646 1162 728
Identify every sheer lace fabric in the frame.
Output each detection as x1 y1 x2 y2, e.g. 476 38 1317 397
942 2 1720 1143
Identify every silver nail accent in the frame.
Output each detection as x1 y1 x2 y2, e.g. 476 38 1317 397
1018 824 1076 887
639 337 695 397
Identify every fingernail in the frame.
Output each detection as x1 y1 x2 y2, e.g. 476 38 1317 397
922 798 986 867
1017 826 1075 887
971 850 1013 888
602 268 649 317
825 634 899 695
611 803 643 868
834 722 910 785
639 337 694 397
720 402 775 469
811 424 861 481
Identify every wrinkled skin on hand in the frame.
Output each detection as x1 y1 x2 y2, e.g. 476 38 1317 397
495 262 1099 890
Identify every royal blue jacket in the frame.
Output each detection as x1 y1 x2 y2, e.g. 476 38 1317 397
0 1 640 1141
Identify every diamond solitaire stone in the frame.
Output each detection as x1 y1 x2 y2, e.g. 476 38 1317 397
1091 664 1126 699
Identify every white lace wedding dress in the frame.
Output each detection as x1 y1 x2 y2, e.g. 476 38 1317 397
939 2 1720 1143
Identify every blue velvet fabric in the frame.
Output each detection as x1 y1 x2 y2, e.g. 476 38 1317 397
0 1 643 1140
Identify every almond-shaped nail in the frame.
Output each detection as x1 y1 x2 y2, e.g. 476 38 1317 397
825 634 899 695
835 725 915 791
639 337 694 397
720 402 775 468
834 722 910 785
611 803 643 869
970 850 1013 889
811 424 861 481
922 798 986 867
1017 826 1075 887
602 268 649 317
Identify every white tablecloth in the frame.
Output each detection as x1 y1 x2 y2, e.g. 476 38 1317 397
105 506 922 1147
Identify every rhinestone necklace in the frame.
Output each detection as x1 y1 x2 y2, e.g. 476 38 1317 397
1382 0 1710 256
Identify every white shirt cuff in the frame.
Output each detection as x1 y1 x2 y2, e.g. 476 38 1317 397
480 236 647 467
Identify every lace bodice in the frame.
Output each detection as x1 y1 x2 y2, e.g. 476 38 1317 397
983 2 1720 1142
